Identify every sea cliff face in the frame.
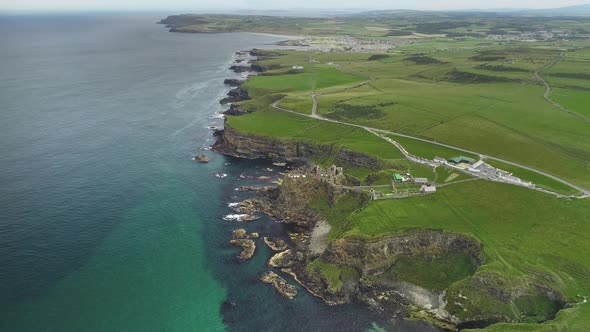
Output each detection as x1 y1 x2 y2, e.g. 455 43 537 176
213 125 383 170
213 126 330 163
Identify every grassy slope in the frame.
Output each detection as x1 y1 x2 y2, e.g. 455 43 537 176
344 181 590 330
227 108 404 161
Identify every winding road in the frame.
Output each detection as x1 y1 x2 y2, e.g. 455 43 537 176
273 95 590 197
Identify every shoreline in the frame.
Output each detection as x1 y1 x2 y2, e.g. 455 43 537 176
211 51 449 330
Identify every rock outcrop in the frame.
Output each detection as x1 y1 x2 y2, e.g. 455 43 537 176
194 154 209 163
229 239 256 260
223 104 251 116
229 65 251 73
229 64 266 74
321 231 484 275
220 87 250 104
232 229 259 239
264 237 288 252
224 78 244 87
213 126 384 170
260 271 298 299
335 148 383 170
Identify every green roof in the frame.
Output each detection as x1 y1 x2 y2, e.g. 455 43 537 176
448 156 476 164
394 174 403 180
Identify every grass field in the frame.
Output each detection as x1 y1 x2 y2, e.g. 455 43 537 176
244 66 365 96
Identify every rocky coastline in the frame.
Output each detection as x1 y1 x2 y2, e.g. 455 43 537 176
212 50 567 331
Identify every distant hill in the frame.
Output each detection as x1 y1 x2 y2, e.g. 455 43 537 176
353 4 590 18
517 4 590 16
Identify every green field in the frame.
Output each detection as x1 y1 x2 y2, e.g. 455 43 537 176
244 66 365 96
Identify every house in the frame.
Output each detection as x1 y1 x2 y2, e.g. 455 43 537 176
393 173 404 182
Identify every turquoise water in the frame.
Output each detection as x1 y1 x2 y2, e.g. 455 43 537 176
0 14 438 331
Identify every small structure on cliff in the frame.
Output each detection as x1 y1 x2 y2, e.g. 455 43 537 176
311 164 345 185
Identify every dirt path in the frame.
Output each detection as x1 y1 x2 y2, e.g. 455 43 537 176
309 219 331 256
534 53 590 123
310 79 374 118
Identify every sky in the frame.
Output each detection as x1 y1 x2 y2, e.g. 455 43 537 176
1 0 589 12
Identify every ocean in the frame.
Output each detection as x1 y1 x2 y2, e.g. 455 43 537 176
0 14 437 331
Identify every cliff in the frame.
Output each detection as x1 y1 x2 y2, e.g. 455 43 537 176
213 125 384 170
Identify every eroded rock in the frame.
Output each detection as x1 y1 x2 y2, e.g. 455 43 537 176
260 271 297 299
264 237 288 252
229 239 256 260
194 155 209 163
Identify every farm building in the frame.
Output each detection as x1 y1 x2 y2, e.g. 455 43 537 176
414 178 429 185
421 185 437 194
448 156 476 165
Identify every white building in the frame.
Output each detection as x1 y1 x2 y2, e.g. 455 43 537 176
421 185 437 194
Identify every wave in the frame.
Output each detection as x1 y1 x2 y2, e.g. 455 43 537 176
222 214 249 221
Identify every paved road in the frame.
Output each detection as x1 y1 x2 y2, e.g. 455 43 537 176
534 53 590 123
273 96 590 196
